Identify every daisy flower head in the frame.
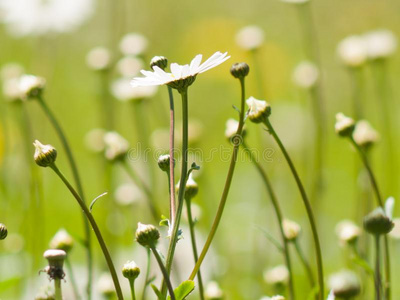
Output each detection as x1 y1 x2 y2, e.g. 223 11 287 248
131 51 230 93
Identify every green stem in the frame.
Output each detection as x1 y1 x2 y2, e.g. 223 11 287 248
189 77 246 281
120 159 160 221
50 164 124 300
37 96 93 299
263 118 324 299
374 235 381 300
54 278 62 300
161 89 189 295
150 246 176 300
66 258 81 300
141 248 151 300
129 279 137 300
242 142 295 300
185 197 205 300
167 86 177 223
294 240 315 288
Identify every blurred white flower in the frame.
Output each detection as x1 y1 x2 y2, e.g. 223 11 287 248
103 131 129 161
204 281 223 300
0 0 94 37
328 270 360 298
96 273 115 297
335 113 355 136
235 25 265 50
84 128 106 153
385 196 395 220
353 120 379 148
337 36 368 67
2 78 22 101
111 78 157 101
114 182 142 206
282 219 301 241
292 61 319 88
225 118 239 140
119 33 148 56
86 47 112 71
335 220 361 245
364 29 397 60
116 56 144 77
18 74 45 99
131 51 230 91
1 63 24 80
263 265 289 285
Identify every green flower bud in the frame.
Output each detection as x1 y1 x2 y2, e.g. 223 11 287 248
335 113 355 137
43 249 66 280
50 229 74 253
135 223 160 247
158 154 171 172
246 97 271 123
0 223 8 240
363 207 394 235
150 56 168 70
122 260 140 280
230 62 250 79
329 270 361 299
33 140 57 168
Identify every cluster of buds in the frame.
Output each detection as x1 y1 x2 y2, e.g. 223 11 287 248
135 223 160 248
43 249 66 280
33 140 57 168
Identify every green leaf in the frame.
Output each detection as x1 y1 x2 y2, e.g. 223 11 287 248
255 225 284 253
151 284 165 300
167 280 195 300
89 192 108 212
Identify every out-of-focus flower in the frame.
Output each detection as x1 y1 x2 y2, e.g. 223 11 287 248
111 78 157 102
389 218 400 239
84 128 106 153
50 229 74 253
328 270 360 298
1 63 24 80
364 30 397 60
114 183 142 206
131 51 230 92
0 223 7 240
292 61 319 88
263 265 289 286
0 0 94 37
364 207 394 236
335 220 361 245
353 120 379 149
119 33 148 56
116 56 144 77
337 36 368 67
18 74 45 99
103 131 129 161
225 118 240 140
86 47 112 71
97 273 115 298
235 26 264 51
205 281 224 300
2 78 22 101
334 113 355 137
282 219 301 241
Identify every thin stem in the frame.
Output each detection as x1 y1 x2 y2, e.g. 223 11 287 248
185 197 205 300
161 89 190 295
189 77 246 281
66 258 81 300
54 278 62 300
141 248 151 300
37 96 93 298
374 235 381 300
120 159 160 221
263 118 324 299
294 240 315 288
242 142 295 300
129 279 137 300
167 86 177 224
50 164 124 300
150 246 176 300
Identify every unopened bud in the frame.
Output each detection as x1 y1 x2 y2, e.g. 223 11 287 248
353 120 379 149
329 270 361 298
230 62 250 79
282 219 301 241
135 223 160 247
19 75 45 99
205 281 224 300
246 97 271 123
363 207 394 235
0 223 8 240
43 249 66 280
150 56 168 70
122 261 140 280
33 140 57 167
335 113 355 137
335 220 361 245
50 229 74 253
158 154 171 172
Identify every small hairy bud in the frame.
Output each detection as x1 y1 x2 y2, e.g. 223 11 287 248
158 154 171 172
329 270 361 298
364 207 394 235
335 220 361 245
246 97 271 123
353 120 379 149
335 113 355 137
150 56 168 70
230 62 250 79
122 261 140 280
43 249 66 280
282 219 301 241
0 223 8 240
19 75 45 99
33 140 57 167
135 223 160 247
50 229 74 253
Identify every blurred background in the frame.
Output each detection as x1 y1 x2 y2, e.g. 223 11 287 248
0 0 400 299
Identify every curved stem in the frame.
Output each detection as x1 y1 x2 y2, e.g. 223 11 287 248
37 96 92 298
50 164 124 300
242 142 295 300
263 118 324 299
129 279 137 300
167 86 177 224
185 197 205 300
150 246 176 300
54 278 62 300
294 240 315 288
66 258 81 300
374 235 382 300
141 248 151 300
189 77 246 281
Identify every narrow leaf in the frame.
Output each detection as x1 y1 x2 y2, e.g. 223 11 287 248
89 192 108 212
167 280 195 300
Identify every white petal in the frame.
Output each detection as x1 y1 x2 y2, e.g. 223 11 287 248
197 52 230 73
170 63 183 78
385 197 395 219
189 54 203 74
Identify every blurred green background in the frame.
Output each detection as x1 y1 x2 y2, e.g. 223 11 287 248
0 0 400 299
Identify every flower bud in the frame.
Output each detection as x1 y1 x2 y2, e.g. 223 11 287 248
236 26 264 51
50 229 74 253
205 281 223 300
103 131 129 161
263 265 289 286
335 113 355 137
43 249 66 280
158 154 171 172
0 223 8 240
282 219 301 241
230 62 250 79
86 47 112 71
122 260 140 280
33 140 57 167
225 118 246 142
19 75 46 99
329 270 361 298
335 220 361 245
176 174 199 200
135 222 160 247
246 97 271 123
363 207 394 235
353 120 379 149
150 56 168 70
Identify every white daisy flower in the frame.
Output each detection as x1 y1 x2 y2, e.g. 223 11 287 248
131 51 230 92
364 29 397 60
0 0 94 37
337 35 368 67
